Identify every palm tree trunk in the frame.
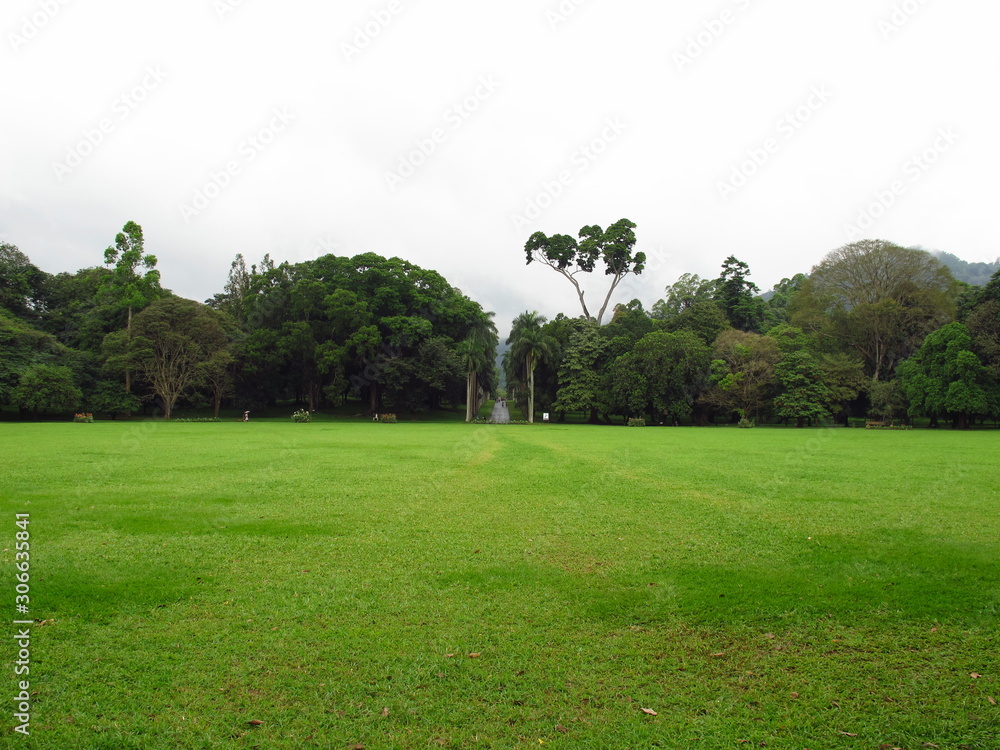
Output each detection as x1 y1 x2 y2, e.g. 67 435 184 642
528 355 535 424
465 372 474 421
470 370 478 419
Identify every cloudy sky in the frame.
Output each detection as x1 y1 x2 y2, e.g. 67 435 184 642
3 0 998 334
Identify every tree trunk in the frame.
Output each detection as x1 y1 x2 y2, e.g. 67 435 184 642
125 305 133 394
528 357 535 424
465 370 477 421
465 375 471 421
594 273 625 326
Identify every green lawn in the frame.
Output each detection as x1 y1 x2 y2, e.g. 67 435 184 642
1 421 998 749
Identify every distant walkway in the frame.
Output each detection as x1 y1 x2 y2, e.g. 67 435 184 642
489 400 510 423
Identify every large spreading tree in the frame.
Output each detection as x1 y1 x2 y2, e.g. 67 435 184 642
791 240 958 380
112 297 231 419
524 218 645 325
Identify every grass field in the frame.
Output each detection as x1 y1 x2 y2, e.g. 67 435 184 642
1 418 998 749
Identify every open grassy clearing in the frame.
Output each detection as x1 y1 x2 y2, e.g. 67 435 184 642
1 421 998 749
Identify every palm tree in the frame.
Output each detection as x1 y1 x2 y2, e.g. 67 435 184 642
457 339 487 421
506 311 557 423
458 312 498 421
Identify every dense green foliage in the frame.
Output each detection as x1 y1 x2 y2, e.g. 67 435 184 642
609 330 711 423
507 240 999 428
11 362 82 415
2 223 998 428
0 225 496 419
219 251 496 415
790 240 958 381
898 322 995 429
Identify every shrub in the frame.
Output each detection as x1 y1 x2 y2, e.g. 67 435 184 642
738 417 755 428
380 413 398 423
15 364 82 415
88 382 142 418
73 413 94 423
292 409 311 423
627 417 646 427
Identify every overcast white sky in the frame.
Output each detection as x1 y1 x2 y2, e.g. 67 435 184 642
3 0 998 335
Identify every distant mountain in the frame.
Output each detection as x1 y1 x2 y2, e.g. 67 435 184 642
932 251 1000 286
494 342 509 390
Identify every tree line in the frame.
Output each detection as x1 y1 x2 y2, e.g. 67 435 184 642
3 220 998 428
505 233 1000 428
0 222 497 419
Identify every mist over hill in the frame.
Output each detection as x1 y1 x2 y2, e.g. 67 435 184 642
931 251 1000 286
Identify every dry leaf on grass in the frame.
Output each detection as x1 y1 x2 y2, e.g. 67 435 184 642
838 730 857 736
555 724 568 733
247 720 263 726
988 696 997 706
970 672 982 679
640 707 658 715
380 707 389 717
468 652 481 658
